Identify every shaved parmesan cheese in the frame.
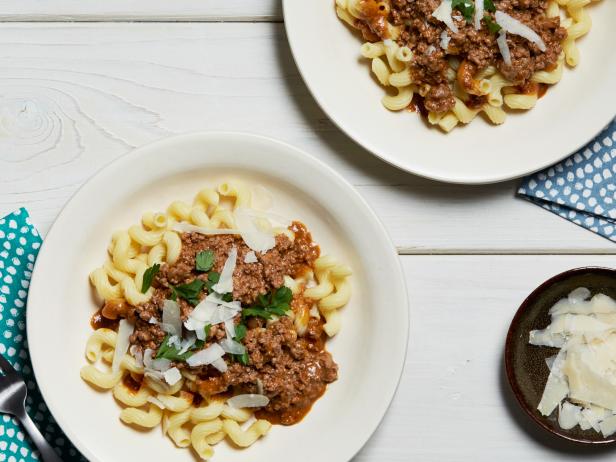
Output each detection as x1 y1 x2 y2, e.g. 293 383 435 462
559 402 582 430
219 338 246 355
143 349 154 369
148 317 158 324
212 247 237 294
495 11 546 52
432 0 458 33
129 345 143 367
147 396 166 409
164 367 182 386
600 415 616 437
244 251 258 264
233 208 276 253
532 289 616 436
497 30 511 66
545 354 557 371
112 319 134 373
162 299 182 337
551 293 616 316
569 287 592 304
426 45 436 56
227 394 269 409
211 357 228 373
440 30 451 50
581 405 610 433
473 0 484 30
189 297 219 324
206 293 242 311
186 343 225 367
564 336 616 410
152 358 172 372
178 333 197 355
538 348 569 416
224 318 236 340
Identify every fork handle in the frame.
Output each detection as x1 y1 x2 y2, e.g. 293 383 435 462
17 410 63 462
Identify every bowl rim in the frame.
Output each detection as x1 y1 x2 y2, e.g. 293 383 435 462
504 266 616 444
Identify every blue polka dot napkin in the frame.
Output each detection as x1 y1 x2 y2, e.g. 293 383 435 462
0 209 85 462
518 119 616 243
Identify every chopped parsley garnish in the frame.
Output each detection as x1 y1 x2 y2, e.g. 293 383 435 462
451 0 475 23
171 279 205 306
234 351 249 366
156 334 194 361
204 324 211 340
231 323 249 365
234 324 247 342
141 263 160 293
195 250 215 272
242 286 293 320
484 14 501 33
205 271 220 292
484 0 496 13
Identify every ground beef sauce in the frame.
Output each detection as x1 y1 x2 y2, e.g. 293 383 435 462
356 0 567 114
115 221 338 426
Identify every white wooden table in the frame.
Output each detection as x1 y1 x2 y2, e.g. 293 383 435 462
1 2 614 460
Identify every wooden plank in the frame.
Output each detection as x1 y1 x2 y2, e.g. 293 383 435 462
0 0 281 22
358 254 616 461
0 23 612 253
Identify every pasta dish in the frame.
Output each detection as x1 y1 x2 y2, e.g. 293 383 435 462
336 0 599 131
80 181 352 459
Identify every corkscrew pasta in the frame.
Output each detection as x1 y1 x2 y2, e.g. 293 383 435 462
336 0 601 132
82 180 352 460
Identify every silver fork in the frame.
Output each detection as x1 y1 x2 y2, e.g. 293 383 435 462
0 353 63 462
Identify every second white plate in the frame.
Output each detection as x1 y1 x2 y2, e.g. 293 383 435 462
283 1 616 184
27 132 409 462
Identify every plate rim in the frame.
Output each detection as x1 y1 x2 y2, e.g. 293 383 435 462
282 0 616 185
26 130 410 462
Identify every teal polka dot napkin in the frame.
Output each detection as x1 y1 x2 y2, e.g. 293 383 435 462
518 118 616 243
0 209 85 462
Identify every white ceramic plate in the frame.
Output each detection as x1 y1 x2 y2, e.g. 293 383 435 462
283 1 616 184
27 132 409 462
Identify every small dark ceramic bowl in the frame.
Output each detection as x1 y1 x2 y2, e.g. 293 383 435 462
505 267 616 444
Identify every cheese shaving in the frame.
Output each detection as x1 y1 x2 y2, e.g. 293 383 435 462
440 30 451 50
163 367 182 386
473 0 484 30
432 0 459 33
244 251 258 264
112 319 134 373
496 30 511 66
212 247 237 294
495 11 546 52
531 288 616 437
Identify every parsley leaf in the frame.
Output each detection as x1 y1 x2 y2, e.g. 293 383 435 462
195 250 215 272
205 271 220 292
484 0 496 13
204 324 211 340
234 324 247 342
141 263 160 293
241 307 272 320
172 279 205 306
156 334 194 361
484 14 501 33
242 286 293 320
235 351 249 365
451 0 474 23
